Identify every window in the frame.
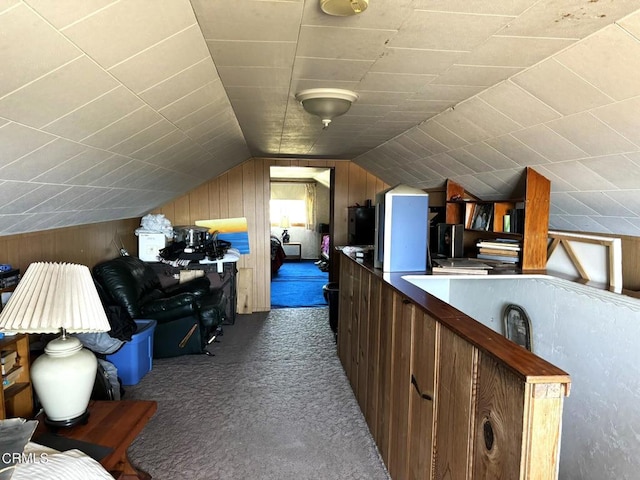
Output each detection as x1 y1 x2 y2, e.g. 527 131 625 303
270 199 307 226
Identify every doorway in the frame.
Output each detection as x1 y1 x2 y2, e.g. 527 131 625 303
269 166 332 308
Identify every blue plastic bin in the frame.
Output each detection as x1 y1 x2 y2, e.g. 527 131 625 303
107 319 156 386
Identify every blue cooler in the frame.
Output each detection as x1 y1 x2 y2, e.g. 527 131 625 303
107 319 156 386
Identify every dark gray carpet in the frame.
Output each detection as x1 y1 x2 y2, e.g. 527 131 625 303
125 307 390 480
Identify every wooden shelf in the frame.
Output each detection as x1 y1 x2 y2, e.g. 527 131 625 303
0 334 34 419
444 167 550 270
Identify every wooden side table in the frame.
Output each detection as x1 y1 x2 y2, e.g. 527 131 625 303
35 400 157 480
282 241 302 261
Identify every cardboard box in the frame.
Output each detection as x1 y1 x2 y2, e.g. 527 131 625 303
138 233 166 262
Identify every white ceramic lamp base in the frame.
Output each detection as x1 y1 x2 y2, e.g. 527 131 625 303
31 335 97 428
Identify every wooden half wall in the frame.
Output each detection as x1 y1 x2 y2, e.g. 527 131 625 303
0 218 140 275
152 157 388 312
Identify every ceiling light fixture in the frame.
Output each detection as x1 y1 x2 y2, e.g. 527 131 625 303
320 0 368 16
295 88 359 129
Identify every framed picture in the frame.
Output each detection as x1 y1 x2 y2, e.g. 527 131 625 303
469 203 493 231
503 304 532 351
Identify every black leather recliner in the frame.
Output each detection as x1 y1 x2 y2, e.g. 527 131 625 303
92 256 226 358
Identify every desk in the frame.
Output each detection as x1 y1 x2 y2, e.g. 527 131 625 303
282 241 302 261
35 400 157 480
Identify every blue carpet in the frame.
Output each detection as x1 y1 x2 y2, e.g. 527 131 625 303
271 261 329 308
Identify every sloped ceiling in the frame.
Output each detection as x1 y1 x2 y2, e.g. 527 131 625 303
1 1 640 237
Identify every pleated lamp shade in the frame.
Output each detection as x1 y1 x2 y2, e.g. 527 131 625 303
0 262 110 427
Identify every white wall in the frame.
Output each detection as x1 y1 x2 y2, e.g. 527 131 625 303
409 275 640 480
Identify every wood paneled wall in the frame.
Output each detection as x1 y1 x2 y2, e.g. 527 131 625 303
153 157 388 312
0 218 139 274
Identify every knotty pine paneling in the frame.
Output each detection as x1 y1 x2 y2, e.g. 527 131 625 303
153 157 388 312
0 218 139 274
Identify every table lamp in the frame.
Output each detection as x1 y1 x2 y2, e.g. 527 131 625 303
0 262 110 427
280 216 290 244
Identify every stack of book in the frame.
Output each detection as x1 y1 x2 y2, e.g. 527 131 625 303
476 238 521 264
1 350 21 389
432 258 493 275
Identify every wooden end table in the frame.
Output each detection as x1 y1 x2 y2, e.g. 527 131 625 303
35 400 157 480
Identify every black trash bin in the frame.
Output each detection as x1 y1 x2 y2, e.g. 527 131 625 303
323 282 340 339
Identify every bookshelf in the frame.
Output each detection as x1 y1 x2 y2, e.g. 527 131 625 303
444 167 551 270
0 333 33 419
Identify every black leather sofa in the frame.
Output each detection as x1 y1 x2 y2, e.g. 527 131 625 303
92 256 226 358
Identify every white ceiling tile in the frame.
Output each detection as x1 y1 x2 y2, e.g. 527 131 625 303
0 138 86 181
447 148 493 173
109 25 211 93
432 109 491 144
536 167 579 196
431 152 475 176
580 153 640 190
389 10 512 51
495 1 639 39
419 121 468 150
0 184 70 215
394 135 434 158
33 147 112 184
459 36 575 67
555 25 640 102
463 143 520 170
208 40 296 68
371 48 462 75
138 131 192 163
542 160 618 192
398 99 453 113
431 65 522 87
89 158 137 187
485 134 550 166
24 0 116 29
511 59 613 115
402 128 448 155
43 86 145 142
63 0 197 69
592 216 640 235
0 123 56 166
618 9 640 38
511 124 588 161
453 98 521 138
0 56 119 128
297 26 394 60
358 72 436 92
569 191 635 217
293 57 374 82
547 113 637 156
0 5 81 97
592 96 640 147
549 192 598 216
417 84 485 102
217 66 291 88
110 120 178 157
67 154 126 186
81 106 164 150
175 103 232 133
159 81 227 124
478 81 560 128
412 0 535 16
193 0 302 41
139 60 220 110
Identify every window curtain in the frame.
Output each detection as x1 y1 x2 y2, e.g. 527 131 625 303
305 183 316 230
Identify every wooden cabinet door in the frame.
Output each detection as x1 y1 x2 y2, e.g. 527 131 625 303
407 311 439 480
388 295 414 480
357 269 372 414
375 282 395 464
364 274 382 439
434 326 478 480
337 257 354 374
